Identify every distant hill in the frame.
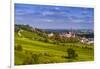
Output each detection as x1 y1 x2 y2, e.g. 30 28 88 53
15 24 33 32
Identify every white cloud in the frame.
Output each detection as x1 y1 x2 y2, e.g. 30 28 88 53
55 7 60 10
42 11 54 16
43 19 54 22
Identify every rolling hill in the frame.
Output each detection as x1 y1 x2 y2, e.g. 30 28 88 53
14 24 94 65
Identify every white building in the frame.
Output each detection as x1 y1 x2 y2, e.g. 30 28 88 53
87 41 94 44
48 33 54 37
60 32 76 38
80 37 88 43
80 37 94 44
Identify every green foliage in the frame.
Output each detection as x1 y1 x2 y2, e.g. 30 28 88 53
67 48 78 59
15 24 33 32
14 24 94 65
15 45 23 51
22 56 33 65
32 54 40 64
22 53 41 65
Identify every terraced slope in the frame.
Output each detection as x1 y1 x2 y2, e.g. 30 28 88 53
15 30 94 65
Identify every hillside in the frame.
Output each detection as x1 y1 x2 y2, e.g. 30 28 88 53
14 24 94 65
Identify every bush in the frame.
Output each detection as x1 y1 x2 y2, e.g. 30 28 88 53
67 48 78 59
15 45 23 51
23 56 33 65
22 52 41 65
32 54 41 64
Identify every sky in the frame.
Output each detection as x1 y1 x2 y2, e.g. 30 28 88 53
15 3 94 30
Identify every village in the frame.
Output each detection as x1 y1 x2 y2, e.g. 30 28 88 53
16 25 94 45
47 31 94 45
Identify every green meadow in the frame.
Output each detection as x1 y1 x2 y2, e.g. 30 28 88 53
14 25 94 65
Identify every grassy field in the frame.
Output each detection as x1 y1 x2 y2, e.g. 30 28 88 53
15 30 94 65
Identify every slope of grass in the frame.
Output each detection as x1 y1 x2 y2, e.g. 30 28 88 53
15 30 94 65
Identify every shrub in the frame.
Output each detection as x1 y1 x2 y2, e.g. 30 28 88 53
22 52 41 65
67 48 78 59
32 54 41 64
23 56 33 65
15 45 23 51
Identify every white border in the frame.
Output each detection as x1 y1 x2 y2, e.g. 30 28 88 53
14 0 95 8
11 0 95 69
10 0 14 68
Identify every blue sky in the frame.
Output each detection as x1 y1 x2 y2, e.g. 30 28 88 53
15 3 94 29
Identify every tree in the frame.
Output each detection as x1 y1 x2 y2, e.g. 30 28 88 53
23 56 33 65
15 45 23 51
53 32 60 41
67 48 78 59
32 54 40 64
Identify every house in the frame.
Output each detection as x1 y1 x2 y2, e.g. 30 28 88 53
87 41 94 44
60 32 76 38
87 38 94 44
80 37 89 44
80 37 94 44
48 33 54 37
